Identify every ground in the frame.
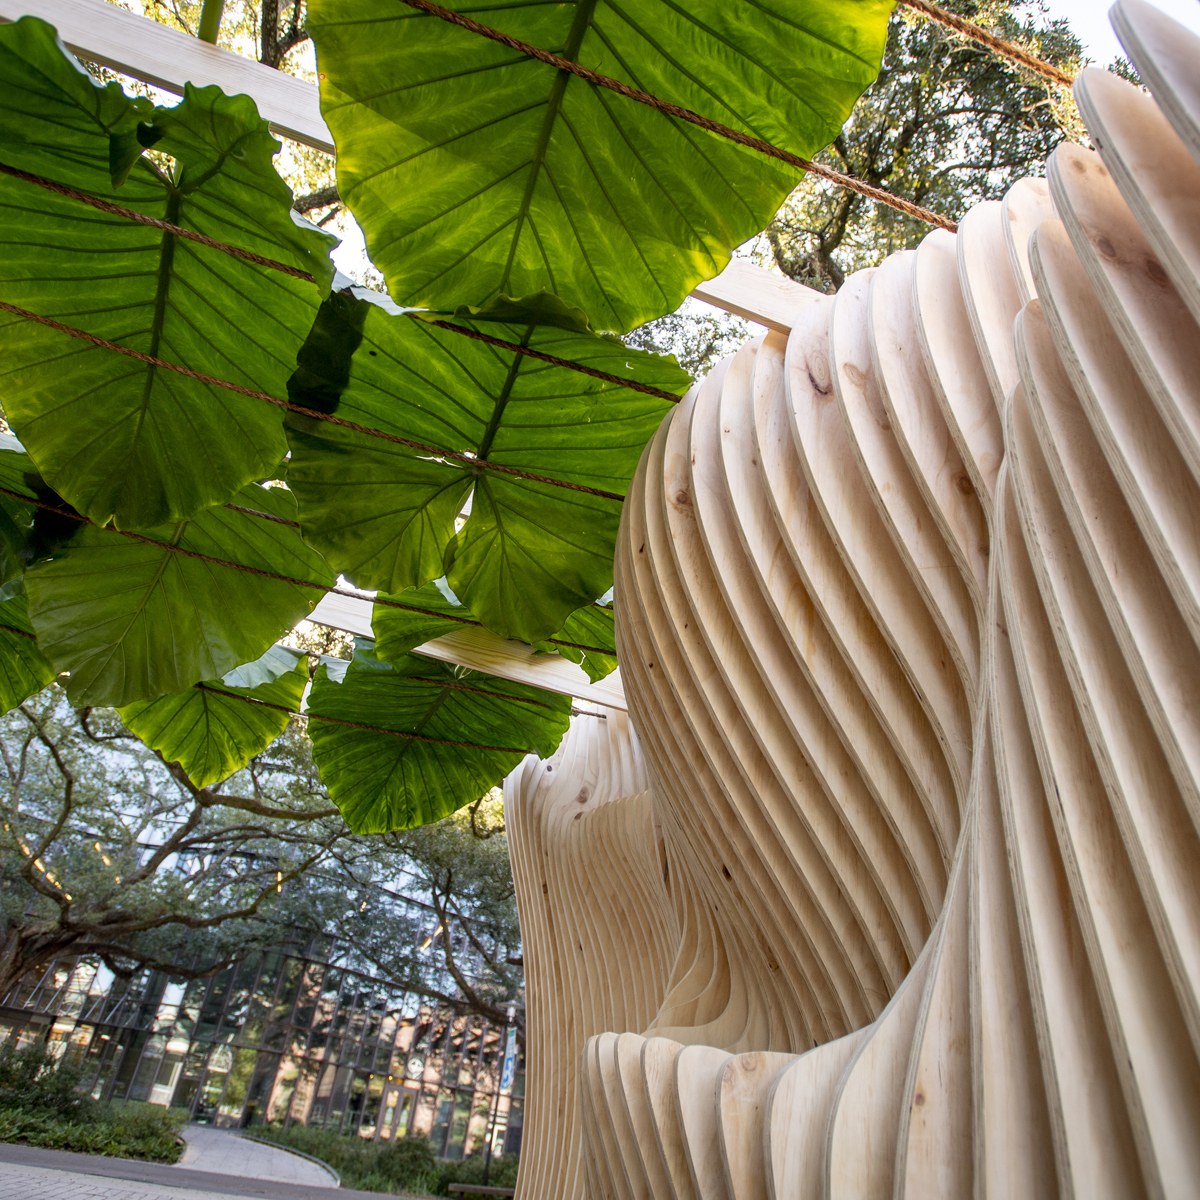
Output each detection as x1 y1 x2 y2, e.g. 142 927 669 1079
0 1128 424 1200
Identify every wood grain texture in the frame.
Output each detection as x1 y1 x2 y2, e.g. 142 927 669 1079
504 7 1200 1196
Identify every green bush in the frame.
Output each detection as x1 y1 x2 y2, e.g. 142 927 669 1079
375 1135 437 1187
433 1151 520 1196
249 1124 446 1195
0 1043 184 1162
0 1041 92 1118
0 1099 185 1161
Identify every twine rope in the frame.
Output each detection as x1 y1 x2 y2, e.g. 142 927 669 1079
0 161 681 404
899 0 1076 88
0 486 614 657
0 161 319 280
424 319 679 400
0 300 626 503
395 0 956 233
196 683 531 753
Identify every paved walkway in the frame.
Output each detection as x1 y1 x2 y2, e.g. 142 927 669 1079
176 1126 338 1187
0 1140 420 1200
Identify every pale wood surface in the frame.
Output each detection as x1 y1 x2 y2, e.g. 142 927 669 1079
956 200 1026 414
913 228 1004 511
1006 386 1200 1190
688 258 821 334
1047 140 1200 482
1075 66 1200 326
1029 218 1200 642
1111 0 1200 164
763 1031 864 1200
308 592 628 710
713 1052 792 1200
495 7 1200 1198
1001 176 1056 304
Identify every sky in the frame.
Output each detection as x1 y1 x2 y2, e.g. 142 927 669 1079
1043 0 1200 65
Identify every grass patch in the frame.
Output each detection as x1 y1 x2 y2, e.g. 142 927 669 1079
0 1042 185 1162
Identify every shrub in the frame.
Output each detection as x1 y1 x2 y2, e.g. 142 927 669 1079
0 1045 184 1163
0 1099 184 1162
250 1124 447 1195
433 1151 519 1196
375 1135 437 1188
0 1041 92 1119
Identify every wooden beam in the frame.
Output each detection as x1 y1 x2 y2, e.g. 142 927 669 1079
0 0 332 151
690 257 823 333
309 593 627 711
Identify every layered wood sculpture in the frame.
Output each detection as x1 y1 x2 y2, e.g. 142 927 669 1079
505 1 1200 1195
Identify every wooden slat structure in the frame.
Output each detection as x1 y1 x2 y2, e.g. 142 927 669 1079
505 2 1200 1194
6 0 1198 1192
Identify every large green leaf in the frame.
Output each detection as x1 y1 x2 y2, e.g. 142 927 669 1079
0 588 55 715
0 17 335 529
372 580 480 658
374 580 619 683
119 645 307 787
286 289 685 640
24 483 332 706
534 601 617 684
310 0 892 329
0 437 35 590
307 644 571 832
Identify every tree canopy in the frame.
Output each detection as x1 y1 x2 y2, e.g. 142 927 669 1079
0 684 523 1028
0 688 341 996
765 0 1087 292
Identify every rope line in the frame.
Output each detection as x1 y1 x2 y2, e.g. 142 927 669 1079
899 0 1076 88
196 683 531 753
223 503 300 528
0 162 319 282
0 301 626 503
399 674 563 711
394 0 956 232
425 320 680 401
0 162 682 403
0 485 614 657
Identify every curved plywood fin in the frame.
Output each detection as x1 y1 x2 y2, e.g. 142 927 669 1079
506 8 1200 1196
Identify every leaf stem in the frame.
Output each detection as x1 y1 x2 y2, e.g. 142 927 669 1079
198 0 226 45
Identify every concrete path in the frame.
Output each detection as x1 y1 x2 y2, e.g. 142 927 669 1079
176 1126 338 1187
0 1141 424 1200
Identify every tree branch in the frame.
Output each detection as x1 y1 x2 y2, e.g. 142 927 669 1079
293 186 339 215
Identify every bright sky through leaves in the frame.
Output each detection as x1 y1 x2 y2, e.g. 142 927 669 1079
1044 0 1200 64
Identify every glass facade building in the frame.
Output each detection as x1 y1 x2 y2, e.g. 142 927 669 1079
0 922 523 1159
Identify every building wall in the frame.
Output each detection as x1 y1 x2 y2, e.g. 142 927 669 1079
0 939 523 1159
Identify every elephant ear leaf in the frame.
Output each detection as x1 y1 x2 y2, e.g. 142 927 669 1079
309 0 893 330
119 645 308 788
0 588 55 716
0 18 335 530
307 644 571 833
285 289 686 642
24 483 331 708
534 601 617 684
372 581 480 661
